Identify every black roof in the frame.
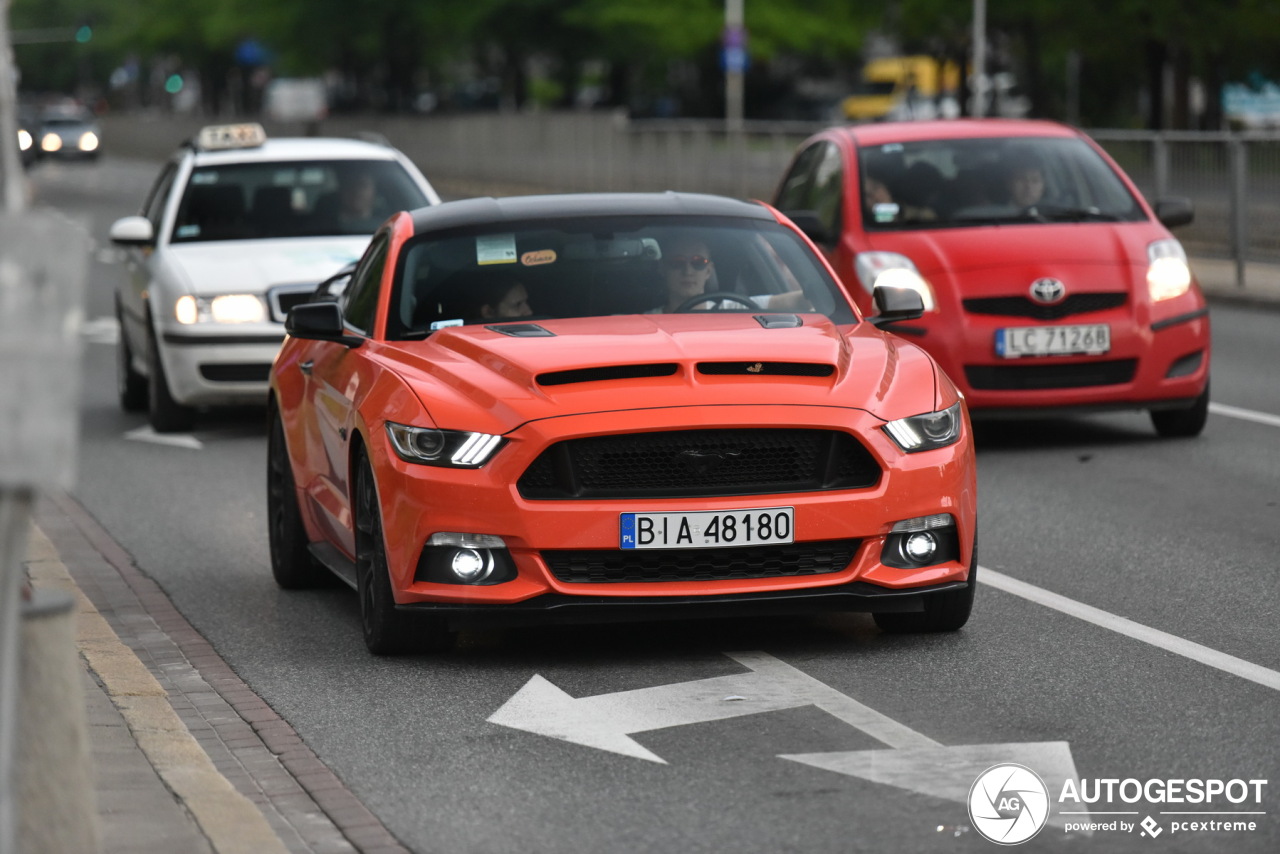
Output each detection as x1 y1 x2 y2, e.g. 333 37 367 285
407 192 773 233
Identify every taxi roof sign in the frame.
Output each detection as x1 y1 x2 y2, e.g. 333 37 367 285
196 122 268 151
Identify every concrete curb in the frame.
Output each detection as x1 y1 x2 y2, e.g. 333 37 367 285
25 524 290 854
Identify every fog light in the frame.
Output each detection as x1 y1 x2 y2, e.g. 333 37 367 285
904 532 938 562
450 548 491 582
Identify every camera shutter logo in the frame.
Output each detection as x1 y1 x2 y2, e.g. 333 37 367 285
968 763 1051 845
1029 277 1066 304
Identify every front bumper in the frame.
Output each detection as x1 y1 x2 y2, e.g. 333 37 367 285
352 404 978 609
158 327 285 407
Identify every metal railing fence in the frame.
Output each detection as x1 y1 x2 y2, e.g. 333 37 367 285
100 111 1280 273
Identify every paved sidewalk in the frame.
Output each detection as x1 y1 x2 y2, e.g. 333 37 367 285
1190 256 1280 308
21 492 412 854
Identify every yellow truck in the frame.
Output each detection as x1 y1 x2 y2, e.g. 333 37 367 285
841 55 962 122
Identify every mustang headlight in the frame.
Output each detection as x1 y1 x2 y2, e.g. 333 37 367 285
854 251 936 311
883 402 963 452
386 422 505 467
1147 239 1191 301
174 294 266 324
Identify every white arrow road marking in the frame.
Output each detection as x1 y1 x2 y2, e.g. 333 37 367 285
1209 401 1280 429
781 742 1086 832
488 651 936 763
980 567 1280 691
124 426 203 450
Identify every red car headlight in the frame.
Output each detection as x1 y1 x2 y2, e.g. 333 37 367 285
385 422 505 467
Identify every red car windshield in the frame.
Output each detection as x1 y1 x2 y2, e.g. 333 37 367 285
857 136 1145 230
386 217 856 339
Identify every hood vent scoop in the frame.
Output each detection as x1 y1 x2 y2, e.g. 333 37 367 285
487 323 555 337
754 313 803 329
538 363 680 387
698 361 835 378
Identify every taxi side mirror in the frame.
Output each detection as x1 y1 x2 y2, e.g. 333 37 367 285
109 215 155 246
869 285 925 327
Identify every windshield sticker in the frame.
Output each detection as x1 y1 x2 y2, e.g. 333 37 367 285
521 249 557 267
430 318 465 331
190 172 219 185
872 202 900 223
176 225 200 237
476 234 518 265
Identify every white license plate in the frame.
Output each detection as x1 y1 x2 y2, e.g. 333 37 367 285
620 507 794 550
996 323 1111 358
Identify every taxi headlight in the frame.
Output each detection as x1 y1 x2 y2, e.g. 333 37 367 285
854 251 936 311
385 422 505 468
79 131 100 152
883 402 963 452
174 294 266 324
1147 239 1192 301
41 132 62 152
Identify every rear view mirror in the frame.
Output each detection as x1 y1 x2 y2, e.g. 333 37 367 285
783 210 833 246
1154 197 1194 229
870 285 925 327
109 216 155 246
285 302 362 347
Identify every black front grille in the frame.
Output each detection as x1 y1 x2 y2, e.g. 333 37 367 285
199 363 272 382
963 293 1127 320
517 429 881 500
543 539 861 583
965 359 1137 390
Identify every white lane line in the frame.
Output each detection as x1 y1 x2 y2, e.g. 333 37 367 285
124 426 203 450
1210 402 1280 429
979 566 1280 692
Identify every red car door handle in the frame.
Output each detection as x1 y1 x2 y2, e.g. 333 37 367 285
299 360 313 375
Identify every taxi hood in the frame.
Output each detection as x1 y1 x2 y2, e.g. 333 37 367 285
165 237 370 296
379 314 941 435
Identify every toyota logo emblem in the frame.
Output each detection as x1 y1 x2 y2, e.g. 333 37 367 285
1029 278 1066 304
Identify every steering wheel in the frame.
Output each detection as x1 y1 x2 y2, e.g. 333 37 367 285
672 291 757 313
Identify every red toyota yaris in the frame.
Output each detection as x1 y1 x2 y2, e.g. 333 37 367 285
775 119 1210 437
268 193 977 654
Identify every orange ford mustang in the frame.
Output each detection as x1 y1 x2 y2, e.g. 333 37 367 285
267 193 977 654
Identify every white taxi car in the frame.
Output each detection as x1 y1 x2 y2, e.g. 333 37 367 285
109 123 441 431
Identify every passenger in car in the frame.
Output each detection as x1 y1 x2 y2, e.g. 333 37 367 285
1004 154 1048 208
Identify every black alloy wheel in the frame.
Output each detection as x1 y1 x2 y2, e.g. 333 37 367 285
354 452 451 655
145 320 195 433
116 300 147 413
266 407 327 589
873 536 978 634
1150 380 1210 438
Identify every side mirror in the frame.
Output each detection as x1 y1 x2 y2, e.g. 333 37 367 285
285 301 362 347
109 215 155 246
1154 197 1194 229
869 285 925 327
783 210 832 246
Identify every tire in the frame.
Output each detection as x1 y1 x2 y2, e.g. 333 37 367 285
146 321 195 433
873 539 977 634
266 409 327 589
116 301 147 413
1150 380 1209 439
354 452 451 655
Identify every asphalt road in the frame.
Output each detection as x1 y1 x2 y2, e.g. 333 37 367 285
27 156 1280 853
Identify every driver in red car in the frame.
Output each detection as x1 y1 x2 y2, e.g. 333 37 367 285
649 236 811 313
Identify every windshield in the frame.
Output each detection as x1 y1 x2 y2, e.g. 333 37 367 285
386 216 856 339
857 136 1145 230
170 159 428 243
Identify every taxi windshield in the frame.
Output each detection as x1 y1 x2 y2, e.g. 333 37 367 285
857 136 1145 230
386 216 856 339
170 159 428 243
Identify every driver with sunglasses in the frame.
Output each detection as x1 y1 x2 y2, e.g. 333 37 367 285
648 236 810 314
